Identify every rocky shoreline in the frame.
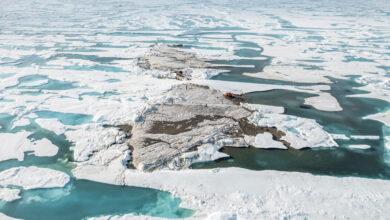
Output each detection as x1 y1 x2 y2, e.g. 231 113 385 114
127 83 290 172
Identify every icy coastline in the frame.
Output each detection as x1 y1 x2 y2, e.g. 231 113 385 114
0 0 389 219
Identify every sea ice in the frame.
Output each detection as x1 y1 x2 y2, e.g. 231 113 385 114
244 133 287 149
248 112 338 149
35 118 68 135
0 132 58 162
0 213 21 220
363 110 390 126
73 166 390 220
0 187 21 202
348 145 371 150
180 144 230 164
350 135 380 140
304 92 342 112
0 166 70 190
240 103 284 114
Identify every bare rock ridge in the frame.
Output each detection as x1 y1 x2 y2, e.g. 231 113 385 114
138 44 214 80
128 84 290 172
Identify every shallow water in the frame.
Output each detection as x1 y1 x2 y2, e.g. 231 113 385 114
0 180 193 220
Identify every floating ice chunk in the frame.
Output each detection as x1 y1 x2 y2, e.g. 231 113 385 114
244 65 332 83
194 79 317 95
32 138 59 157
85 143 130 167
0 166 70 190
241 103 284 114
350 135 380 140
180 144 229 165
331 134 350 140
0 131 31 161
35 118 67 135
0 213 21 220
363 110 390 126
245 133 287 149
248 112 338 149
0 132 58 161
0 187 21 202
298 85 331 91
304 92 342 112
65 125 126 162
348 145 371 150
12 118 30 128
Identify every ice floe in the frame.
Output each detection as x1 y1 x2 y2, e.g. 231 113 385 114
180 144 230 165
350 135 380 140
248 112 338 149
363 110 390 126
0 187 21 202
65 124 127 162
35 118 68 135
240 103 284 114
0 132 58 162
331 133 350 140
304 92 342 112
0 166 69 190
0 213 21 220
244 133 287 149
348 145 371 150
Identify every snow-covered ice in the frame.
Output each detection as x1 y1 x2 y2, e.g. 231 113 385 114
248 112 338 149
244 133 287 149
0 132 59 162
240 103 284 114
348 145 371 150
304 92 342 112
0 166 70 190
350 135 380 140
0 0 389 218
0 187 21 202
73 166 390 220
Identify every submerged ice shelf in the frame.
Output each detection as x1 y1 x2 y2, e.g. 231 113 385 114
0 0 389 219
